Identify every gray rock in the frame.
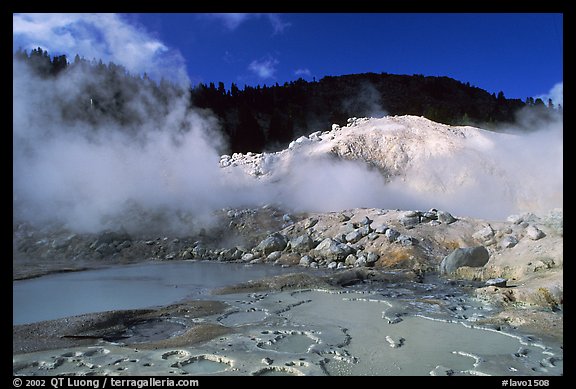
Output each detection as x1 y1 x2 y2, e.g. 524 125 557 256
289 234 316 251
400 215 420 229
473 225 495 241
231 248 244 260
344 254 357 266
485 278 508 287
338 213 351 222
95 243 116 256
262 357 273 366
385 335 405 348
419 216 434 224
366 252 380 264
51 235 77 249
192 246 207 257
422 209 438 220
345 229 364 243
116 240 131 250
255 233 288 255
354 255 367 267
396 235 417 246
439 246 490 275
385 228 400 242
367 233 380 241
373 224 389 234
360 216 373 226
541 208 563 235
304 218 318 229
358 225 372 236
267 251 283 262
437 210 457 224
499 235 519 249
507 213 528 224
525 225 546 240
312 238 354 261
327 261 338 269
340 222 356 234
180 250 193 260
299 255 312 267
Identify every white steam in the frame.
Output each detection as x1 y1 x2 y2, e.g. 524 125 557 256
226 115 562 221
13 13 188 85
536 81 563 107
13 13 563 236
13 58 228 234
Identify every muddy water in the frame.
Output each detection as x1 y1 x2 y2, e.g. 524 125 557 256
13 260 310 325
12 263 563 376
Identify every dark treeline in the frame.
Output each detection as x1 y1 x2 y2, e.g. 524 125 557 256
15 48 562 154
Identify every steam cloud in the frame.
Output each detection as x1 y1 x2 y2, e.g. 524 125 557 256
13 14 563 236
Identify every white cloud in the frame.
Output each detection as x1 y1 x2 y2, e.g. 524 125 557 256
248 57 279 79
208 13 252 30
207 13 290 33
536 82 563 107
13 13 188 85
266 14 291 34
294 68 312 77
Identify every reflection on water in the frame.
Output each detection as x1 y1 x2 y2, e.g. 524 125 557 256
13 261 302 325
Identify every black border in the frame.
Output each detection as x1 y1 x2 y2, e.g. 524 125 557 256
7 1 569 383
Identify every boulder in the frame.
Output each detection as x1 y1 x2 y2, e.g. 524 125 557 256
472 225 495 241
385 228 400 242
266 251 283 262
289 234 316 251
255 233 288 255
400 214 420 229
485 278 508 287
373 224 389 234
303 218 319 229
437 210 457 224
499 235 519 249
344 254 357 266
396 234 417 246
366 252 380 264
525 225 546 240
345 229 364 243
312 238 355 262
439 246 490 275
354 255 367 267
299 255 312 267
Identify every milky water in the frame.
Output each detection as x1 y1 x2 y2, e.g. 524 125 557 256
12 260 308 325
12 262 563 376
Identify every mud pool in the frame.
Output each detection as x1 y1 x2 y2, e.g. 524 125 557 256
13 261 313 325
13 262 563 376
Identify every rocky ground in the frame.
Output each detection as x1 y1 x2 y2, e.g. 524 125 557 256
13 204 563 344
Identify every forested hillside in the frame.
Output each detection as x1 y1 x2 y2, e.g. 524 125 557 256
14 48 561 154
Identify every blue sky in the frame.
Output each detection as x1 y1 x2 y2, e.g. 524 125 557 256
13 13 563 104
